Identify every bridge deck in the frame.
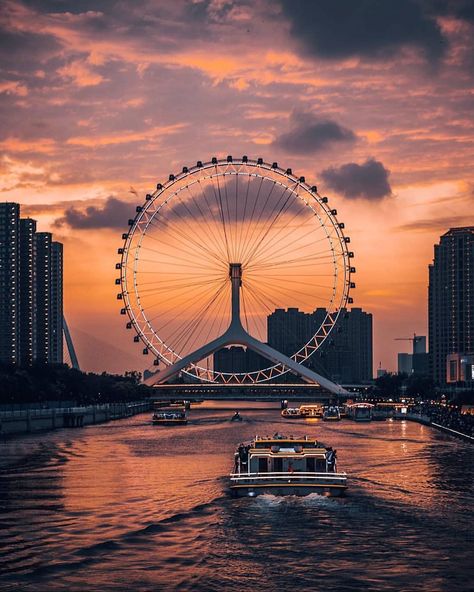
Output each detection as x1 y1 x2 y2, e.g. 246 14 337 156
149 383 345 401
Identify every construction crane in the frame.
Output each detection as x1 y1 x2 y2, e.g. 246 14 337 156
394 334 424 354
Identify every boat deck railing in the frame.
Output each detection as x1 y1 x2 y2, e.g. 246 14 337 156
229 471 347 481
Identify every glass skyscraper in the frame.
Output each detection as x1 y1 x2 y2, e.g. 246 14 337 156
428 227 474 384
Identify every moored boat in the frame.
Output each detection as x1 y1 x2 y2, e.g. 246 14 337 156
152 408 188 426
299 404 324 418
323 406 341 421
281 407 302 418
229 434 347 497
347 403 373 421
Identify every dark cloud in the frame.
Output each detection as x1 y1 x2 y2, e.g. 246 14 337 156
274 111 357 154
321 159 392 200
397 215 473 232
279 0 446 62
425 0 474 22
0 30 61 71
54 196 135 229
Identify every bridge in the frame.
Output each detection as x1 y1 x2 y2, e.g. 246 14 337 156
149 383 349 402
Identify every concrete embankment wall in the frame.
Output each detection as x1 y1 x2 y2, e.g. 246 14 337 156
0 401 152 436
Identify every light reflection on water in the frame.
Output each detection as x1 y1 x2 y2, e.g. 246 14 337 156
0 403 472 591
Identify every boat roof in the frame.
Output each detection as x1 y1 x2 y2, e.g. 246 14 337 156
251 435 324 449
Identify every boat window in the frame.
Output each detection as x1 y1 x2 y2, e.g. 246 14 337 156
258 457 268 473
273 458 283 472
316 459 326 472
306 457 315 472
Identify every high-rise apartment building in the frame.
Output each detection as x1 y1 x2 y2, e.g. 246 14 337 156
50 241 63 364
0 203 20 364
35 232 52 363
429 227 474 384
0 204 63 365
267 306 373 384
19 218 36 365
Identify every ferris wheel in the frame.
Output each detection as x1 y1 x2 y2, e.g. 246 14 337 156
116 156 354 388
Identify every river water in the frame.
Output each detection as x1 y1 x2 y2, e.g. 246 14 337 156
0 402 472 592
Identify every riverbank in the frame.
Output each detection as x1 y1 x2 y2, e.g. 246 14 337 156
0 400 152 436
400 412 474 442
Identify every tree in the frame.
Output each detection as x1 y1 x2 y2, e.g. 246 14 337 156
404 374 435 399
375 372 405 398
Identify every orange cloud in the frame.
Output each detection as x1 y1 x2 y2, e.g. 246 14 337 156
0 137 57 154
57 59 104 87
0 80 28 96
66 123 187 147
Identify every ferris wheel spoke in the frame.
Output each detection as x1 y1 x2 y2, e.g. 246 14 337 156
168 190 229 266
246 276 331 307
238 178 278 265
241 286 267 341
247 242 340 272
243 195 309 261
252 275 336 289
136 277 225 297
221 172 236 260
201 282 230 350
235 173 252 263
243 200 328 267
183 182 229 264
238 175 265 264
167 280 229 356
241 181 295 268
189 181 230 263
136 273 225 288
245 282 310 350
177 283 229 357
137 243 226 273
145 214 220 264
142 278 227 319
245 232 330 272
243 280 278 317
245 220 330 271
148 283 227 337
212 170 232 262
148 202 227 268
246 248 336 273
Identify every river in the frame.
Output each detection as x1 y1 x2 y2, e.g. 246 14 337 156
0 402 472 591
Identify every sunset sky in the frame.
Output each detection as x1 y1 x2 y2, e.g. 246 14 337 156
1 0 473 375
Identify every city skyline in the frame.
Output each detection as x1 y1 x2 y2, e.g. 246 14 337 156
1 1 473 373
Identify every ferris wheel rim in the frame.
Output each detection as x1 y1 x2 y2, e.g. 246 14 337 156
119 157 353 383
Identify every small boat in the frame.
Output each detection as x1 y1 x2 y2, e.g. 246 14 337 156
299 404 324 418
231 411 243 422
346 403 373 422
229 434 347 497
152 408 187 426
281 407 301 418
323 406 341 421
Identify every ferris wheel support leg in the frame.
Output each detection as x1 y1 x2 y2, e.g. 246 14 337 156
145 332 348 395
144 333 235 386
242 335 348 396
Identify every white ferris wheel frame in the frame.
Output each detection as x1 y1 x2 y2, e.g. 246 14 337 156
118 157 354 384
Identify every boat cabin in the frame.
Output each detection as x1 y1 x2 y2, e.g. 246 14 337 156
236 435 331 474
